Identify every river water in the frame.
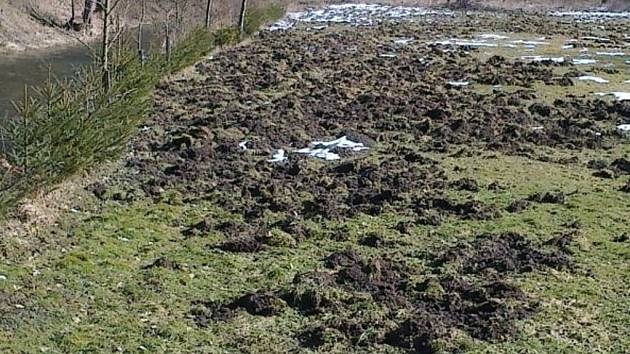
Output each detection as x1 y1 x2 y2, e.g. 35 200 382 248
0 44 92 119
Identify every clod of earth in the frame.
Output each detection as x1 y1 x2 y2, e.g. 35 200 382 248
191 232 575 352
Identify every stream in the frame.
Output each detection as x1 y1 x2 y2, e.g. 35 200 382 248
0 44 92 119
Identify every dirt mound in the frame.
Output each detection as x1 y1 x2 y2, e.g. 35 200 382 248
192 231 575 351
435 232 575 274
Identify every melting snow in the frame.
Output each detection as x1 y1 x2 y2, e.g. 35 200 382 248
578 76 609 83
595 92 630 101
296 136 369 161
268 4 453 30
573 58 597 65
521 56 565 63
617 124 630 137
478 34 509 40
551 11 630 18
393 37 414 45
596 51 626 56
510 39 548 46
581 36 610 42
431 39 497 47
268 149 287 163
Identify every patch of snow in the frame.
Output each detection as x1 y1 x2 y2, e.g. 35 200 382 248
562 44 574 49
431 39 497 47
581 36 611 42
595 92 630 101
596 51 626 56
578 76 609 83
617 124 630 137
379 53 398 58
550 11 630 20
268 149 288 163
509 39 548 46
296 136 368 161
448 81 469 87
573 58 597 65
532 126 544 132
478 34 509 40
393 37 414 45
520 56 565 63
268 4 454 30
239 141 248 150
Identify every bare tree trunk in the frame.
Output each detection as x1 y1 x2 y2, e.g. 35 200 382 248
165 12 172 65
205 0 214 29
83 0 95 25
175 0 181 38
101 0 111 90
138 0 146 65
238 0 248 37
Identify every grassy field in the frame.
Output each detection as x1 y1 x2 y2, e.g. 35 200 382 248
2 6 630 354
1 146 628 353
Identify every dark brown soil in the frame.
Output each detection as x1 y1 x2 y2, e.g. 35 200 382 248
141 257 181 271
527 191 566 204
98 10 625 353
192 231 575 352
435 232 575 274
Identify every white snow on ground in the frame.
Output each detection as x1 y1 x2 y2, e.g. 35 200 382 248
239 141 248 150
550 11 630 20
510 39 548 46
618 124 630 137
296 136 369 161
595 92 630 101
393 38 414 45
478 34 509 40
573 58 597 65
596 51 626 56
448 81 469 87
431 39 498 47
578 76 609 83
581 36 611 42
268 149 288 162
520 56 565 63
268 3 453 31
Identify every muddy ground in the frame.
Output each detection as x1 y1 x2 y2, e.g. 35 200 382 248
2 7 630 354
95 11 629 352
